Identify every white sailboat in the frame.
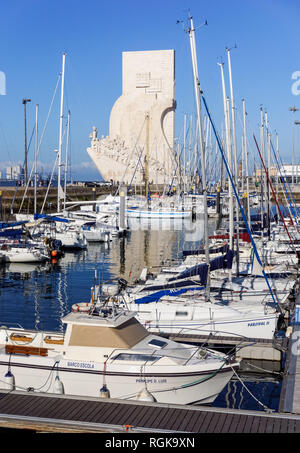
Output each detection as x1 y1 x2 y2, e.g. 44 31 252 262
109 16 287 341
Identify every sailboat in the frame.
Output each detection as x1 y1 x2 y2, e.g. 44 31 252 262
109 16 286 341
74 17 285 343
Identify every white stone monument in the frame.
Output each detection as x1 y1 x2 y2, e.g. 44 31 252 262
87 49 176 185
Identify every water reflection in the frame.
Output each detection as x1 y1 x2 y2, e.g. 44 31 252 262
0 218 207 331
214 372 282 412
0 216 282 410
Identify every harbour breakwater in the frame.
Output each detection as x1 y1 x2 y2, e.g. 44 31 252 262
0 185 114 220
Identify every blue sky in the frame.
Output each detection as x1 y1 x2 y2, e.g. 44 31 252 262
0 0 299 180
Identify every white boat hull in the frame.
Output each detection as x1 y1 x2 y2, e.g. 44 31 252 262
123 301 280 340
1 249 47 263
136 313 279 339
83 230 111 242
0 353 235 405
126 209 191 219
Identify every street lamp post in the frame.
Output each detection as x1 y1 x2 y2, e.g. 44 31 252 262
22 98 31 185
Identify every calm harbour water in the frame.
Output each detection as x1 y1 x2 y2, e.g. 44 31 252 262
0 216 282 412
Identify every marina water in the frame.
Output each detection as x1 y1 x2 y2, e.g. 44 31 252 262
0 216 282 412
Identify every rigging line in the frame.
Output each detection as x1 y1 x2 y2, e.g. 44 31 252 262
201 95 281 313
259 117 297 223
269 135 298 224
268 151 295 226
18 74 62 213
127 147 146 193
23 125 35 165
253 134 297 252
230 365 273 413
244 112 295 224
271 159 296 227
113 115 148 199
168 140 186 193
40 153 59 214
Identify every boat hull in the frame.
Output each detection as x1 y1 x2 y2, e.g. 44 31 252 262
129 308 280 340
0 354 236 405
2 250 47 263
83 230 111 242
126 209 191 219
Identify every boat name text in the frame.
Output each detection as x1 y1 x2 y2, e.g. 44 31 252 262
136 378 167 384
67 361 95 369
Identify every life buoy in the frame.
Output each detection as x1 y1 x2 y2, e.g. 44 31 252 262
71 302 91 313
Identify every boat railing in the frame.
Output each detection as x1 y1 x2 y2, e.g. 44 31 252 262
0 322 25 330
183 346 204 366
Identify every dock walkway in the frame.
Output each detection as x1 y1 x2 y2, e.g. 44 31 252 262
279 294 300 414
0 390 300 433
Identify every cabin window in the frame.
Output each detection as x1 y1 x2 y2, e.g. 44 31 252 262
110 353 159 363
175 311 188 316
148 338 167 349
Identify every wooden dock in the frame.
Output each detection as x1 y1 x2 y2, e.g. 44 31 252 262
279 294 300 414
0 390 300 434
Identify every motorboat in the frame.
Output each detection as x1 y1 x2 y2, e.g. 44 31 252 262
0 242 49 263
0 298 239 405
81 222 112 242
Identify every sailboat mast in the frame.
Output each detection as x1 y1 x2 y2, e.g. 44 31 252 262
242 99 251 226
218 62 234 253
227 50 238 182
183 113 186 192
265 111 271 237
275 132 279 222
260 108 267 217
57 52 66 213
64 110 71 210
188 16 210 297
34 104 39 214
145 113 150 200
188 114 193 190
227 48 239 275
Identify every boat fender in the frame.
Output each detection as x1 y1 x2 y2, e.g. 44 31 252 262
54 376 64 394
4 370 15 390
136 388 156 402
100 384 110 398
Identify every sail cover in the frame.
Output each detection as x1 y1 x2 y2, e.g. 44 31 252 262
134 286 204 304
168 250 234 284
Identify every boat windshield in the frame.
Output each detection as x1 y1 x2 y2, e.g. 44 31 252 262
110 353 160 363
